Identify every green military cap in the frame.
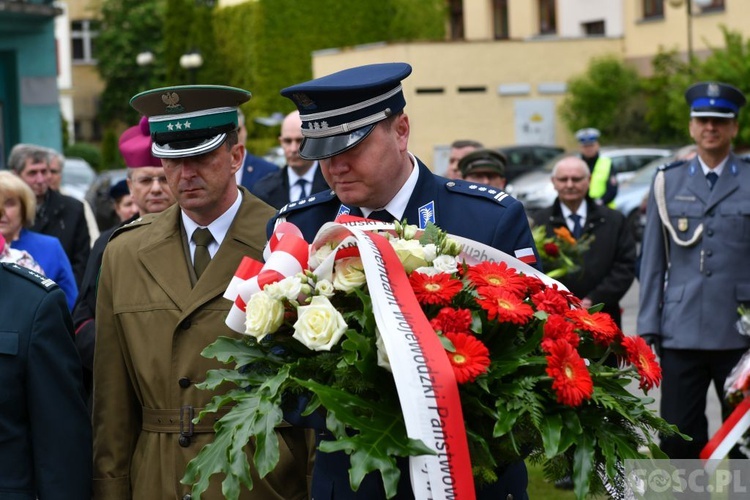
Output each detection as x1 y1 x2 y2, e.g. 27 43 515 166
130 85 251 159
458 148 507 177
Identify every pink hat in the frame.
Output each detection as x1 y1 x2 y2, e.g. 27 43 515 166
119 116 162 168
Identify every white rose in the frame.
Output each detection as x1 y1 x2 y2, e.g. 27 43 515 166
266 275 304 301
292 296 348 351
444 237 463 256
390 238 428 273
333 257 367 292
244 291 285 342
314 279 335 298
414 266 440 276
375 328 392 372
432 254 459 274
309 243 336 270
402 223 418 240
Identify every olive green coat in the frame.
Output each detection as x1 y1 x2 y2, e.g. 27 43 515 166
93 191 311 499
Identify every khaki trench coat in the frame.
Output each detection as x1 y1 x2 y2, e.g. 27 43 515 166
93 190 311 499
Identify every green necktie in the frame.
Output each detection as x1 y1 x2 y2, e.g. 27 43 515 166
192 228 213 279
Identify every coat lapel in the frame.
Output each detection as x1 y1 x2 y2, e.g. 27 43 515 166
705 155 740 211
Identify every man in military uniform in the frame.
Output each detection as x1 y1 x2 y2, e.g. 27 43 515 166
92 85 310 499
638 82 750 459
273 62 540 499
575 127 617 206
458 147 508 189
0 246 91 496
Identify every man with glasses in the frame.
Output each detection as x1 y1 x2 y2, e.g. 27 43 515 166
638 82 750 460
72 116 177 400
251 110 329 209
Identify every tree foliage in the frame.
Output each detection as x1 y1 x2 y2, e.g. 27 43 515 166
559 55 649 144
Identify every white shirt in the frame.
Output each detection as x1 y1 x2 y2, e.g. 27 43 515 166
361 153 419 220
698 155 727 178
288 163 319 202
182 188 243 263
560 199 587 234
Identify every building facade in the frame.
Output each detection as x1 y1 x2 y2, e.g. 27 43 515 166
0 0 63 165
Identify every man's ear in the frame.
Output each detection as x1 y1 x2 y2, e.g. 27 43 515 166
394 113 410 152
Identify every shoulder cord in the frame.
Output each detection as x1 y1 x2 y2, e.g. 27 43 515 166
653 170 703 248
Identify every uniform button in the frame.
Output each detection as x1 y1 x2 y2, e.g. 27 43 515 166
706 229 714 237
179 435 191 447
706 270 713 277
708 210 715 217
181 319 192 330
706 249 713 257
178 377 191 388
183 495 192 500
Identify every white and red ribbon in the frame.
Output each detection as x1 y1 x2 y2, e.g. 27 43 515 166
700 398 750 473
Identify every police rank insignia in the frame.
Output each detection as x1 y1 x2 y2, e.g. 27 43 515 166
418 201 435 229
678 218 688 232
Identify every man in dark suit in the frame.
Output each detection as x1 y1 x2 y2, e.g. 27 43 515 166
252 110 328 209
236 109 279 191
533 155 635 327
638 82 750 459
8 144 90 286
0 260 91 499
92 85 310 499
271 62 540 500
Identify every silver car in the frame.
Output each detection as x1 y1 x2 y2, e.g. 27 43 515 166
505 146 674 217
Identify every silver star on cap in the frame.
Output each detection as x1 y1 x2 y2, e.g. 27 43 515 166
184 121 191 129
175 122 182 130
167 123 174 131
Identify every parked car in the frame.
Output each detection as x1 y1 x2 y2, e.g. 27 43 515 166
85 169 128 231
495 144 565 183
505 146 674 217
61 157 96 201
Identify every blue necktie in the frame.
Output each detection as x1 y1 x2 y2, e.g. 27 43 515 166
706 171 718 190
569 214 583 239
294 178 308 201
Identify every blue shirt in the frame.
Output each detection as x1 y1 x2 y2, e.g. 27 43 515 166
13 229 78 310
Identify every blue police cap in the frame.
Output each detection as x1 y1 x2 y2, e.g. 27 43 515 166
280 62 412 160
685 82 746 118
130 85 251 159
575 128 600 145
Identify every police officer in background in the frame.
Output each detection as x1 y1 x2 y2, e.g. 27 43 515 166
458 147 508 189
638 82 750 459
575 127 617 206
0 192 91 498
272 62 540 500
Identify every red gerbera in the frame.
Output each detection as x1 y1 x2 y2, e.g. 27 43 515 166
430 307 472 334
466 261 527 296
621 336 662 391
541 314 580 352
544 242 560 258
409 272 462 306
565 309 623 346
476 288 534 325
531 288 569 315
443 331 490 383
545 340 593 406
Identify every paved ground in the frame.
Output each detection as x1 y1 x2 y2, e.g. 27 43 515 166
620 281 723 440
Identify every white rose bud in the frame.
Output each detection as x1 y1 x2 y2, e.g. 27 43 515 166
273 275 304 301
432 254 459 274
245 291 285 342
292 296 348 351
444 237 463 256
375 328 392 372
333 257 367 292
314 279 335 298
423 243 437 263
390 238 428 274
309 243 336 270
402 224 418 240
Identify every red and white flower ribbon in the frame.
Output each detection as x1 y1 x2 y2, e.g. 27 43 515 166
700 398 750 473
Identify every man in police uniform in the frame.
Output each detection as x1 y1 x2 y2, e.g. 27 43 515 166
575 127 617 206
0 244 91 496
274 62 539 499
92 85 310 499
638 82 750 459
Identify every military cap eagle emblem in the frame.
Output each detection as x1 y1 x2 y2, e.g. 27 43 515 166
707 83 720 97
161 91 184 113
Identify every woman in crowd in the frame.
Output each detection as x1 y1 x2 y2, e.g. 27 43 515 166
0 171 78 309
